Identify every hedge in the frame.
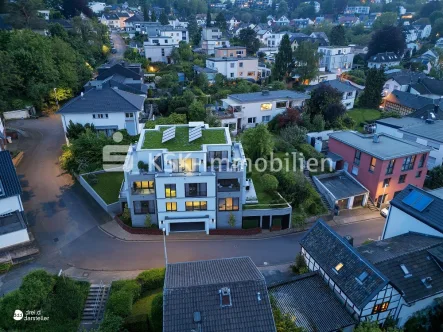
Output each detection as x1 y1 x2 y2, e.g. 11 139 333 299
112 279 142 302
297 143 324 160
106 290 133 318
98 313 125 332
242 218 260 229
136 268 166 294
150 293 163 332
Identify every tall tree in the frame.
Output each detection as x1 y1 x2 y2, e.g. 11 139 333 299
238 28 260 55
214 12 227 32
372 12 397 30
150 10 157 22
6 0 46 29
241 124 274 162
293 41 320 83
159 12 169 25
143 2 149 21
420 1 441 18
272 34 293 80
206 5 211 27
432 18 443 42
62 0 92 18
358 68 385 108
367 26 406 58
329 25 346 46
306 84 342 120
187 15 199 44
430 11 443 26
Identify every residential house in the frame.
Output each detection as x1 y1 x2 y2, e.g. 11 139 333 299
201 27 229 55
267 32 289 48
376 117 443 169
193 65 218 83
344 6 370 14
257 29 272 45
269 272 357 331
382 90 443 117
435 38 443 48
0 151 30 249
381 184 443 239
214 46 247 58
88 2 106 13
403 27 418 43
156 25 189 44
368 52 401 69
57 84 146 138
121 123 292 233
358 231 443 326
382 70 427 96
310 31 329 44
318 46 354 73
308 79 357 109
206 57 259 81
116 12 130 29
163 257 276 332
0 118 6 151
290 18 314 29
86 62 148 95
290 33 328 51
220 90 310 132
411 50 439 74
273 16 290 27
123 13 144 36
328 131 431 205
101 13 120 29
227 16 241 31
413 24 432 39
302 1 320 12
338 16 361 27
144 36 175 63
409 77 443 99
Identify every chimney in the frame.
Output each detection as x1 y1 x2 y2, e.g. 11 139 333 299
343 235 354 246
422 277 433 289
373 134 380 143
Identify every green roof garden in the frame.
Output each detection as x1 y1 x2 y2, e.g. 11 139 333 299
142 126 227 151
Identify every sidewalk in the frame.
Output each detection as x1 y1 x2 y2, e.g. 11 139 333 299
332 208 381 225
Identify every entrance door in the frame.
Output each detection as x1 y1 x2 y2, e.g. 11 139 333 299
237 118 242 131
262 216 270 229
377 194 388 208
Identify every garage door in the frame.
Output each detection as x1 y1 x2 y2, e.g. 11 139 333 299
170 222 206 232
353 195 365 208
337 198 349 210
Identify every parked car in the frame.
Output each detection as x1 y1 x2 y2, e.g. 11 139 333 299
111 48 117 54
380 206 390 218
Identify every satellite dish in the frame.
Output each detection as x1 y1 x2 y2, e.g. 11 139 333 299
430 112 436 119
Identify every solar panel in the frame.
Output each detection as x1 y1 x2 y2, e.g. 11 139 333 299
189 126 202 142
162 127 176 143
402 190 434 212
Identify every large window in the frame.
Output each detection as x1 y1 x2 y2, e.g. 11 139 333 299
132 181 154 194
354 150 361 166
133 200 155 214
262 115 270 122
386 159 395 175
218 197 239 211
209 151 228 161
185 183 207 197
399 174 407 184
372 302 389 314
166 202 177 211
171 158 198 173
383 178 391 187
418 154 426 168
185 201 208 211
276 101 287 108
165 184 176 198
260 103 272 111
369 157 376 173
402 155 416 171
248 117 256 124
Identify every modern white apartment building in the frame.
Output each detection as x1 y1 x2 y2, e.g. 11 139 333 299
121 123 292 234
144 36 175 63
266 32 288 48
201 27 230 55
206 57 259 81
220 90 310 132
344 6 370 14
318 46 354 74
214 46 247 58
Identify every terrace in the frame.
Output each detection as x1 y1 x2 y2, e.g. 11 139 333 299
141 126 227 151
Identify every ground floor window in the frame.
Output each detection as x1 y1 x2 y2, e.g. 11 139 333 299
218 197 239 211
133 200 155 214
166 202 177 212
372 301 389 314
185 201 208 211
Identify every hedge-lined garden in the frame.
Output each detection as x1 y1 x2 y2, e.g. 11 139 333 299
0 270 89 332
100 268 165 332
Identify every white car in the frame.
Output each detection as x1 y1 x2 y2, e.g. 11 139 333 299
380 206 390 218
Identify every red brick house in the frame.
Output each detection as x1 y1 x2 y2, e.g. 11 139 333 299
328 131 431 206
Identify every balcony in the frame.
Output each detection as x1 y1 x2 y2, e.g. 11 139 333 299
217 179 241 192
132 188 155 195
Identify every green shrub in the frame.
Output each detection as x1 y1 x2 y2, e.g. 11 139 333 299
150 293 163 332
297 143 324 161
291 253 308 274
124 314 149 332
0 262 12 273
107 290 133 318
242 218 259 229
0 290 24 330
120 206 131 225
112 280 142 302
262 174 279 192
20 270 56 309
136 269 166 294
50 277 88 321
99 313 125 332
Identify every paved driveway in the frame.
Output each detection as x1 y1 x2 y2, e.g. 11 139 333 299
109 31 126 64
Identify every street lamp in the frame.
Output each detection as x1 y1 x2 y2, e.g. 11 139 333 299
162 228 168 266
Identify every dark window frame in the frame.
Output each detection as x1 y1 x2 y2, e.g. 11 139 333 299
398 174 407 184
185 183 207 197
418 154 426 168
369 157 376 173
133 200 155 214
218 197 239 211
386 159 395 175
166 202 177 212
354 150 361 166
165 184 176 198
185 201 208 211
401 155 416 171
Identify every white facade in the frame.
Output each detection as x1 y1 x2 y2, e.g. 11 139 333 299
0 191 29 250
368 60 401 69
144 37 175 63
201 27 230 55
318 46 354 73
344 6 370 14
88 2 106 13
382 78 409 96
60 110 144 137
382 205 443 239
206 57 259 81
267 32 287 48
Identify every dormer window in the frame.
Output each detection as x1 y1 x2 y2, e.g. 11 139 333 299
400 264 412 278
422 277 432 289
220 287 232 307
356 271 368 284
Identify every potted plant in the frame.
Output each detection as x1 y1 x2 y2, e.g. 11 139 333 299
138 161 145 172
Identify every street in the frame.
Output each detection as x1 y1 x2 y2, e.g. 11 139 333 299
109 31 126 64
0 115 386 293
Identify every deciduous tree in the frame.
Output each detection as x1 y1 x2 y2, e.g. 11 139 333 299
215 12 227 32
358 68 385 108
293 41 320 83
238 28 260 55
306 84 342 120
372 12 397 30
367 26 405 58
330 25 346 45
241 124 274 162
159 12 169 25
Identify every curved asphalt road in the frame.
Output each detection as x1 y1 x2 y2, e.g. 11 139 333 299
4 115 385 273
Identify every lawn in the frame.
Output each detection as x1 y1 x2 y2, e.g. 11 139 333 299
348 108 381 132
84 172 124 204
248 170 287 208
142 126 227 151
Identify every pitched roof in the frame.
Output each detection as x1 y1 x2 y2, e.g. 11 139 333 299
57 86 145 114
300 220 388 310
369 52 401 63
163 257 276 332
384 90 436 111
96 63 142 81
227 90 310 103
328 131 431 160
410 77 443 96
385 70 427 85
389 185 443 234
0 151 22 199
358 233 443 303
124 13 144 23
314 79 357 93
399 120 443 143
269 272 357 332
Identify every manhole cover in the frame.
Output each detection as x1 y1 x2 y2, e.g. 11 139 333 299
82 272 89 277
53 237 59 243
